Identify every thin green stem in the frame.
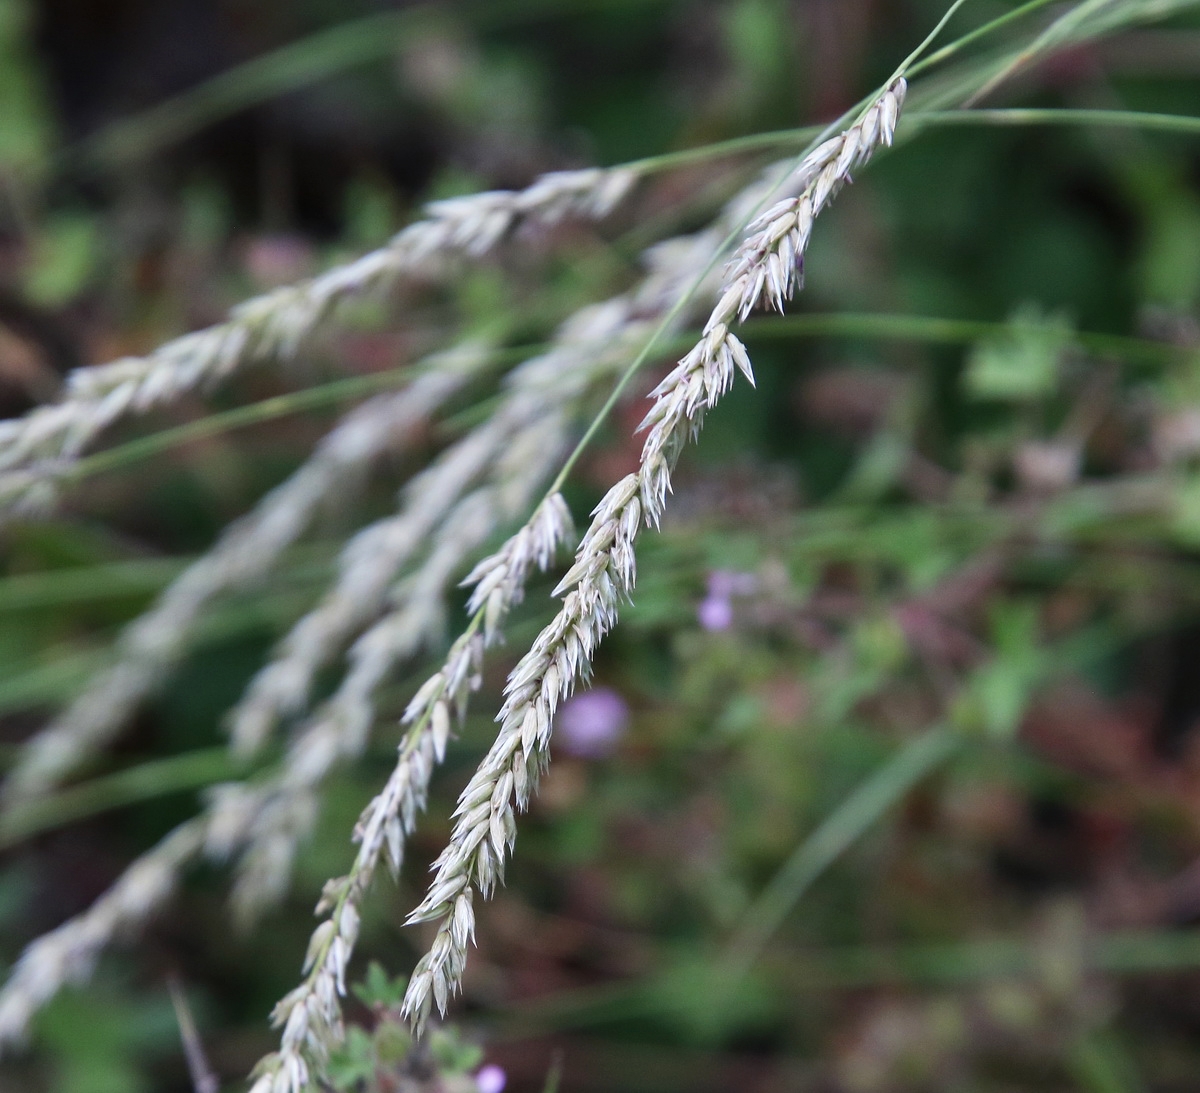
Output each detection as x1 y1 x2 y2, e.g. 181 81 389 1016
66 365 415 481
0 557 188 612
627 104 1200 178
47 307 1189 487
892 0 978 81
625 125 823 174
916 106 1200 136
720 726 962 982
54 342 526 486
906 0 1061 79
0 747 237 848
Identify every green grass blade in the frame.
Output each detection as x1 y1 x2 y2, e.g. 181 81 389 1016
0 747 238 848
721 725 962 980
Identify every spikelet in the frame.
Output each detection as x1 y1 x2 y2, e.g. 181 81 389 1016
0 166 637 516
0 350 487 806
400 78 907 1034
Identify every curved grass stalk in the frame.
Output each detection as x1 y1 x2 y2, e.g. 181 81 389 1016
917 107 1200 136
0 352 488 806
399 74 911 1036
720 726 962 983
0 748 234 850
0 167 636 516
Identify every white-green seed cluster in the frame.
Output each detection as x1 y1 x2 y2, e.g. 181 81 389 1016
400 77 907 1035
0 167 637 516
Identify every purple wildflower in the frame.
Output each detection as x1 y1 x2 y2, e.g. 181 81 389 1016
557 686 629 758
697 596 734 631
697 569 756 631
476 1065 507 1093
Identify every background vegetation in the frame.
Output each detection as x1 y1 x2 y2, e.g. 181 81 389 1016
5 1 1200 1090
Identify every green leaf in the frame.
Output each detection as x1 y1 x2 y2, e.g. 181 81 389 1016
352 961 408 1009
428 1027 483 1074
964 303 1073 402
325 1026 377 1091
24 212 100 306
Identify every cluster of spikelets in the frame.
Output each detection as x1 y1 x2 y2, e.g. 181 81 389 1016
243 79 908 1087
1 1 1181 1088
0 67 908 1090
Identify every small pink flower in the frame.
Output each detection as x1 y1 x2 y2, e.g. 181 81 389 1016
476 1064 507 1093
697 595 734 631
697 570 756 631
558 687 629 758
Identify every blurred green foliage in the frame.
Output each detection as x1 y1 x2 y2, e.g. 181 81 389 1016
5 1 1200 1092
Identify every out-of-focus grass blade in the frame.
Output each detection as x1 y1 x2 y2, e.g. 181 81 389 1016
0 563 332 713
500 927 1200 1036
71 0 680 171
0 747 237 848
721 725 963 981
0 558 186 613
0 649 109 713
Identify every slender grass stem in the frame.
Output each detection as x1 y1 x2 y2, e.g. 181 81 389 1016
720 726 963 982
495 926 1200 1036
65 366 416 481
0 748 238 849
43 309 1190 487
906 0 1063 79
627 106 1200 177
915 107 1200 136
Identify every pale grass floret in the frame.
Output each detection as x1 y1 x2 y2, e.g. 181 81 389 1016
246 491 576 1093
0 175 732 1055
0 350 489 807
400 77 907 1032
241 97 903 1081
227 422 568 923
0 166 637 515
